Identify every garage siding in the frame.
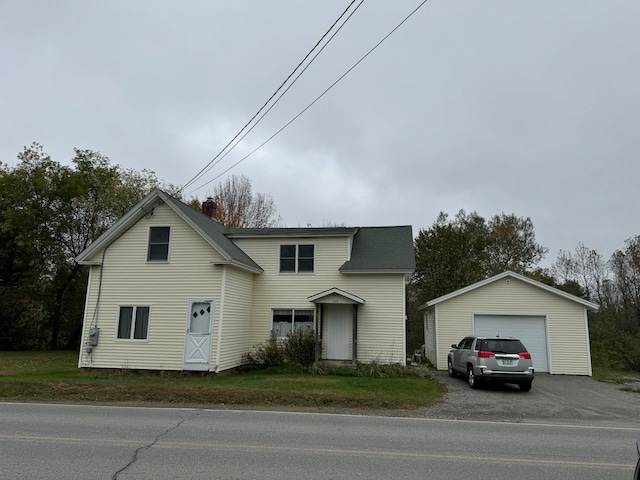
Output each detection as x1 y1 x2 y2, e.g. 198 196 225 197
433 277 592 375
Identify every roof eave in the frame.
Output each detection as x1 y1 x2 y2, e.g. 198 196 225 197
210 260 263 274
339 268 415 275
418 271 600 310
75 189 162 263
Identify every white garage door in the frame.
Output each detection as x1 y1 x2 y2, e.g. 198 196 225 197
474 315 549 372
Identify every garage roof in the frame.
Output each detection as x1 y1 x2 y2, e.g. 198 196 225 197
418 271 599 310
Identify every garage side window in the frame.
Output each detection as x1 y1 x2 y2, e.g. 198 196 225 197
117 306 150 340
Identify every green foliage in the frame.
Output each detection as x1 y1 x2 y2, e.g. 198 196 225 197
0 143 170 350
243 332 286 368
590 306 640 372
243 329 316 369
283 328 316 367
412 210 547 306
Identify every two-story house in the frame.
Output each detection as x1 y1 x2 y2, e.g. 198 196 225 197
76 189 415 373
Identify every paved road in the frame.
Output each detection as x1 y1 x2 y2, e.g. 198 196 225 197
425 371 640 427
1 402 639 479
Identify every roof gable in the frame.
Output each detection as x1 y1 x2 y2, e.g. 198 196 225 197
76 189 262 272
418 271 599 310
307 287 365 304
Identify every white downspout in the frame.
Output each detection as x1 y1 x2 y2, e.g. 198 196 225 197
214 264 227 373
402 277 407 365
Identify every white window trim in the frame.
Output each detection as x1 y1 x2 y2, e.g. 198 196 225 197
279 244 315 274
116 305 151 341
147 226 171 262
271 308 316 338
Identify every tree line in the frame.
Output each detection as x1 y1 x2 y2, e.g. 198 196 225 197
1 144 638 372
0 144 279 350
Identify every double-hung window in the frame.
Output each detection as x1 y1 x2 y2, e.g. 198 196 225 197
147 226 170 261
117 306 150 340
279 244 314 273
272 309 314 338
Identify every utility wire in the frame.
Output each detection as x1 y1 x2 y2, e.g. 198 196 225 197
180 0 360 193
187 0 366 190
187 0 429 195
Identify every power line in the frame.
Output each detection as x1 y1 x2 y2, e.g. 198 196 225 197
187 0 429 195
180 0 361 194
184 0 366 192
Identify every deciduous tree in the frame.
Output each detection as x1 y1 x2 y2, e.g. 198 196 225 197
0 143 165 350
192 175 283 228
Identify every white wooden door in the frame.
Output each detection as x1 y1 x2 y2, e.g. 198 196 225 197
183 300 213 371
326 304 351 360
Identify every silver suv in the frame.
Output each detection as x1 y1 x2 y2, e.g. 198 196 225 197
448 336 535 391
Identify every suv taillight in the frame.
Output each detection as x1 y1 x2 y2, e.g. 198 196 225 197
519 352 531 360
478 351 495 358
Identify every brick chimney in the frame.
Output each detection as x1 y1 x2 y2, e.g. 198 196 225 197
202 197 217 218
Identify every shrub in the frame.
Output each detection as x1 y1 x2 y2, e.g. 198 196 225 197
283 328 316 367
243 332 285 368
244 329 316 369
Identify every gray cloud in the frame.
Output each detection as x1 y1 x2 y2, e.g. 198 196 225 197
1 1 638 266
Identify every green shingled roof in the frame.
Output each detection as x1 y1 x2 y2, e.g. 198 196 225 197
340 226 415 273
76 190 414 275
161 193 263 272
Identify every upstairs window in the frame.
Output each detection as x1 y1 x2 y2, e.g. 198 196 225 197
280 244 314 273
117 306 150 340
147 226 170 261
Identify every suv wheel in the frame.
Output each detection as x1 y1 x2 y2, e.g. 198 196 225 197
519 381 532 392
467 365 481 389
447 358 457 378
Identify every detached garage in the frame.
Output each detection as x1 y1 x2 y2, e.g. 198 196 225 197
419 271 599 375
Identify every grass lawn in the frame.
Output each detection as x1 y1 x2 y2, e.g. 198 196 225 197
592 366 640 394
0 351 445 411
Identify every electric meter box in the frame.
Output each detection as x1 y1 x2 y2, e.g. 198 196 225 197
89 327 100 346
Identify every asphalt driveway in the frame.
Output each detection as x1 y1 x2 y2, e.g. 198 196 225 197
424 370 640 427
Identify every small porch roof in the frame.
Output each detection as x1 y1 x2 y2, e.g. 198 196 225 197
307 287 365 305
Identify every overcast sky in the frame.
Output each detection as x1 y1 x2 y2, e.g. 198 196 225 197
1 1 638 267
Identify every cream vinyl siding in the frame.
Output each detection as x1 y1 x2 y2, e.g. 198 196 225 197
423 309 437 366
79 203 225 371
234 236 407 364
216 266 254 372
434 277 591 375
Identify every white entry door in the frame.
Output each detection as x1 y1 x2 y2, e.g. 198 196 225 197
325 304 351 360
183 300 214 371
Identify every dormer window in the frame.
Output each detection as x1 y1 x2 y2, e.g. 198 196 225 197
147 226 170 261
280 244 314 273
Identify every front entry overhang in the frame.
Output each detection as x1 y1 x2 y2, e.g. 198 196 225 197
307 288 365 363
307 287 365 305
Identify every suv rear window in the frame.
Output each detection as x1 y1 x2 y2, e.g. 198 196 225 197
479 339 527 354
